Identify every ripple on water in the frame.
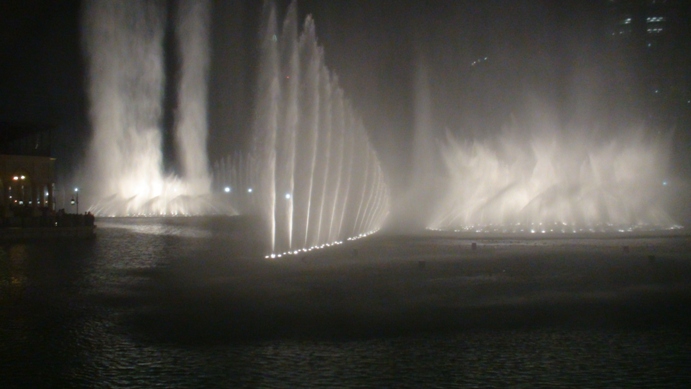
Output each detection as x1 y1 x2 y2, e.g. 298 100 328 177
45 323 691 388
2 220 691 388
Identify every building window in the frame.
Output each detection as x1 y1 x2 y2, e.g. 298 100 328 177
614 25 633 36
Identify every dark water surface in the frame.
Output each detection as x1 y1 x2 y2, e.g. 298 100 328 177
2 217 691 388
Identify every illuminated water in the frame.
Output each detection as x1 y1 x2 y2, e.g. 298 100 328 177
2 218 691 387
219 2 390 255
82 0 387 248
428 123 678 232
82 0 218 216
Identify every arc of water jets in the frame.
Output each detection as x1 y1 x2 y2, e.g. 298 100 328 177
218 1 390 256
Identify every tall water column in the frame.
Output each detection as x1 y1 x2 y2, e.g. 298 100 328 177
82 0 215 216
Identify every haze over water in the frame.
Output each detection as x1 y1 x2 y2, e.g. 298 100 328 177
429 122 677 232
400 63 682 234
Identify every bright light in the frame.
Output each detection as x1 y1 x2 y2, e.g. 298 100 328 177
248 188 253 193
20 175 25 180
74 188 79 192
285 193 291 199
224 187 231 193
12 176 18 181
663 181 668 186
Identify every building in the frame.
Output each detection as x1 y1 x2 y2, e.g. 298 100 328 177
606 0 691 128
0 123 56 215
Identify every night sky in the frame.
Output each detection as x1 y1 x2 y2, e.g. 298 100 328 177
1 0 690 188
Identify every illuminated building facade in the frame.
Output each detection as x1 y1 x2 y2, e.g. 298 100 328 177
0 124 56 214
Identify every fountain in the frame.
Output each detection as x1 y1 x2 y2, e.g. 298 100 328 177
427 119 680 233
215 2 391 255
81 0 224 216
80 0 675 242
82 0 388 253
213 151 260 216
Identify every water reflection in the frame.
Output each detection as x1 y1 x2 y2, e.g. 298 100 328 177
1 219 690 387
0 244 29 303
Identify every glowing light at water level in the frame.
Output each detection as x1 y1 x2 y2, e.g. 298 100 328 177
218 1 390 256
428 123 679 232
82 0 224 216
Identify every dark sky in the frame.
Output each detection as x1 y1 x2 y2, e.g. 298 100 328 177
1 0 689 186
0 0 84 177
0 1 83 124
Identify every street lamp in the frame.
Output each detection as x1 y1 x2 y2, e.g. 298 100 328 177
70 188 79 214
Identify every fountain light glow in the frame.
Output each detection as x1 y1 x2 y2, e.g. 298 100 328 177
263 228 380 259
219 1 390 256
82 0 224 216
428 120 680 232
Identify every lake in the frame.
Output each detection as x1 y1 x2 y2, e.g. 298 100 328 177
2 217 690 387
